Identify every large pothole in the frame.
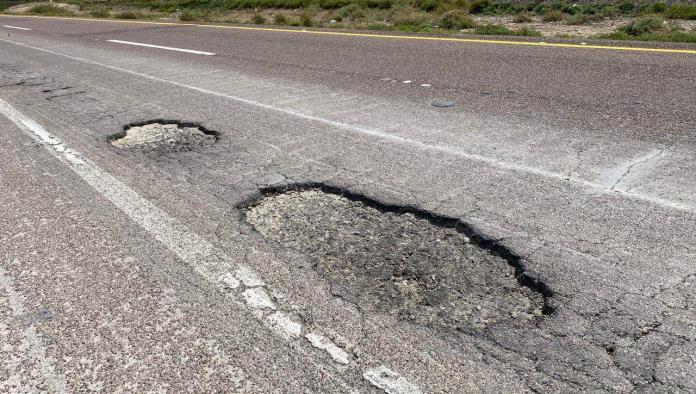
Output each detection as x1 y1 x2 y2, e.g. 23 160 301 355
110 120 218 154
242 184 552 334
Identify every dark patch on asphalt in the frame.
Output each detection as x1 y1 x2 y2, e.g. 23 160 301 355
109 119 219 155
20 309 54 329
240 183 553 334
431 99 455 108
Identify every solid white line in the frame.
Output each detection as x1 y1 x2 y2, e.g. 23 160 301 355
1 38 693 216
0 97 419 393
3 25 32 31
0 266 68 393
107 39 215 55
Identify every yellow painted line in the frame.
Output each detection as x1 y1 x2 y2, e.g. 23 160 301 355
2 13 696 55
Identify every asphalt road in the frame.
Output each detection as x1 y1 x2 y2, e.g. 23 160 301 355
1 15 695 393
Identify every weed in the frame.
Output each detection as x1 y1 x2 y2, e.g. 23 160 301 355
365 0 392 9
513 13 533 23
273 13 288 24
252 13 266 24
620 16 665 35
542 10 565 22
27 4 75 16
301 12 313 26
179 10 198 21
438 10 476 29
336 4 365 19
566 13 588 25
417 0 438 12
667 4 696 20
469 0 490 14
89 8 110 18
393 11 431 31
115 11 138 19
596 29 696 42
652 2 667 13
473 24 541 36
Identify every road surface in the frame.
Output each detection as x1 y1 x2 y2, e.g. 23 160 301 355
1 15 695 393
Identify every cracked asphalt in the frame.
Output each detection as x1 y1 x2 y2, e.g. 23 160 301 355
1 14 695 393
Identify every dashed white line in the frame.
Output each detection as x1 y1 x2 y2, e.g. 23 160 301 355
106 39 215 55
305 333 351 365
0 97 421 393
3 25 32 31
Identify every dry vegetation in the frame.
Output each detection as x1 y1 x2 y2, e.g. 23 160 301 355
2 0 696 41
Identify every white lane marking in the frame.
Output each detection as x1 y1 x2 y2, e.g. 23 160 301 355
0 98 418 392
235 266 265 287
364 366 422 394
267 312 302 338
402 80 412 84
242 287 276 310
420 84 431 87
2 38 692 216
106 39 215 55
3 25 32 31
0 265 68 393
305 333 351 365
220 272 240 289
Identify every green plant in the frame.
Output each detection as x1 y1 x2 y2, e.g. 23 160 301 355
417 0 438 12
115 11 138 19
438 9 476 29
667 4 696 20
336 4 365 19
179 10 198 21
468 0 490 14
652 2 667 13
273 13 288 24
513 13 533 23
28 4 75 16
473 23 541 36
365 0 392 9
595 29 696 43
542 10 565 22
620 16 665 35
393 12 431 31
566 13 588 25
367 22 391 30
300 12 313 26
89 8 110 18
618 0 635 14
252 13 266 24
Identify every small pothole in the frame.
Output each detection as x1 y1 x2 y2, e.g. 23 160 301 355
110 120 218 154
241 184 553 334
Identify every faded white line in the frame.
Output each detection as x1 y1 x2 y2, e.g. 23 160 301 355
3 25 32 31
0 264 68 393
364 366 422 394
107 39 215 55
305 333 351 365
0 97 419 393
1 38 693 215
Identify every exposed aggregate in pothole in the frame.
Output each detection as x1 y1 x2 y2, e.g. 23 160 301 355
243 186 550 333
110 121 217 154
